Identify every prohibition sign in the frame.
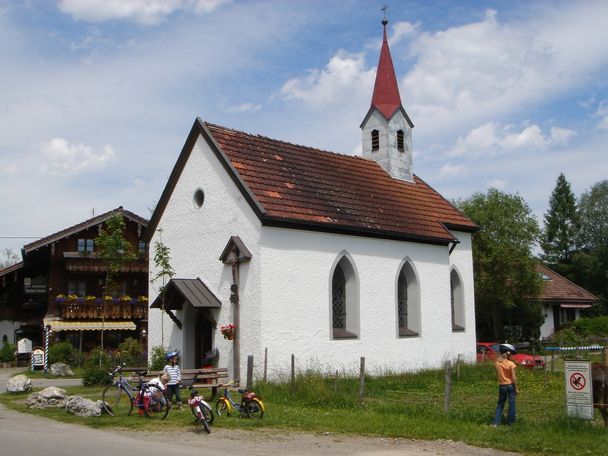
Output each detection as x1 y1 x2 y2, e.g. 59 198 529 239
569 372 586 390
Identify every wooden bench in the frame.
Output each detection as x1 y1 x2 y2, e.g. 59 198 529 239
145 367 229 399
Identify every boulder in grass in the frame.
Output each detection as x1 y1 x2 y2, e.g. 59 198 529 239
50 362 74 377
25 386 67 409
6 374 32 393
65 396 102 417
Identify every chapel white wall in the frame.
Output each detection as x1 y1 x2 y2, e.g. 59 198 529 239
245 227 476 380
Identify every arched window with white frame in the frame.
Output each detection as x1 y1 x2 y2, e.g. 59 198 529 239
451 268 465 331
396 259 420 337
331 254 359 339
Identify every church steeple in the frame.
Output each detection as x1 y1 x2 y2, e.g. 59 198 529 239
371 19 402 120
361 17 414 182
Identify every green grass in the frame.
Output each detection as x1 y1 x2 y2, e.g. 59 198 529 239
2 363 607 455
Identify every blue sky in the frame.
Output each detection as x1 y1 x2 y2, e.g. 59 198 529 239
1 0 607 257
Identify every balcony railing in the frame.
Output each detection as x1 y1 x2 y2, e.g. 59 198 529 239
56 296 148 320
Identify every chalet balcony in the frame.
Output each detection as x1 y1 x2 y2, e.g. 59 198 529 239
56 296 148 320
63 251 148 273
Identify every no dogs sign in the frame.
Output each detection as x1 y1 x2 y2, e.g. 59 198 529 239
564 361 593 420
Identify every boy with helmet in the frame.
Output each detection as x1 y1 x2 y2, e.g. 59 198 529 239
491 343 518 426
163 350 182 408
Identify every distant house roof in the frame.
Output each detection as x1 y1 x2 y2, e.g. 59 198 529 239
537 264 598 305
147 119 477 245
23 207 148 254
0 261 23 277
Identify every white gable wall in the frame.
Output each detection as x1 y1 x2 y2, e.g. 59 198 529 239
148 134 262 370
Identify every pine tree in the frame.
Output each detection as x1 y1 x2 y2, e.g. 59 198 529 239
540 173 578 265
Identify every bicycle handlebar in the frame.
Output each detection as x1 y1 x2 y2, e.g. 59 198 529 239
218 380 239 388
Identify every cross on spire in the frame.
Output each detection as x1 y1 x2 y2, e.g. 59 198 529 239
381 4 388 25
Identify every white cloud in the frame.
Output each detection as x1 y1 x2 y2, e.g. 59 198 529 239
450 122 576 156
279 51 375 108
439 163 468 178
37 138 117 175
402 5 608 137
58 0 230 25
226 103 262 114
390 21 419 45
596 100 608 130
486 178 508 189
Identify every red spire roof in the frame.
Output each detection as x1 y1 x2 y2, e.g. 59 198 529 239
371 20 403 120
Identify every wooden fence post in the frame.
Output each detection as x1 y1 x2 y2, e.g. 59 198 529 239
456 354 461 381
246 355 254 390
358 357 365 403
291 354 295 393
443 360 452 414
603 348 608 366
551 351 555 372
334 370 339 394
263 347 268 383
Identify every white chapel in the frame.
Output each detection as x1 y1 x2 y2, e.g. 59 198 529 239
146 19 478 381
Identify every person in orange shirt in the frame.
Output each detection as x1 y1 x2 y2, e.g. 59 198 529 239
491 343 518 426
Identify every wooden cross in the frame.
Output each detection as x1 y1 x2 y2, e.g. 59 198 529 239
381 4 388 20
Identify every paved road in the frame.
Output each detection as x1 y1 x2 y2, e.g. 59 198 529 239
0 368 517 456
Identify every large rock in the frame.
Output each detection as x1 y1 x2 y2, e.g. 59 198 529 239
50 362 74 377
65 396 102 417
6 374 32 393
25 386 67 409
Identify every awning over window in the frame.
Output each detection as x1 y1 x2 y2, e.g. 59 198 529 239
560 303 592 309
45 321 137 331
150 278 222 310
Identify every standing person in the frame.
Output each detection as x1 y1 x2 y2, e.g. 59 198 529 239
491 343 518 427
163 350 182 409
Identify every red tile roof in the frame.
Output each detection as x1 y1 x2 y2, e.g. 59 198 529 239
204 122 476 243
537 264 598 303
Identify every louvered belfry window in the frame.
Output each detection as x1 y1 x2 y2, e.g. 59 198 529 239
332 265 346 329
397 130 404 151
397 270 408 328
371 129 379 151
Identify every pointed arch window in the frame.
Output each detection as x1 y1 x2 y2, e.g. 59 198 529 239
371 129 379 151
451 269 465 331
396 260 420 337
331 255 359 339
397 130 405 151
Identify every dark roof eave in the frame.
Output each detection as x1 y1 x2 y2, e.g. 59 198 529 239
260 216 454 246
442 222 480 233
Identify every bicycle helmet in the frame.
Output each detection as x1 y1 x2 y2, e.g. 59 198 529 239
499 343 517 355
165 350 179 360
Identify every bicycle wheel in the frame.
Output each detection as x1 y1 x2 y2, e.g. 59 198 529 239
216 398 230 417
244 398 264 419
191 402 215 425
143 386 170 420
102 384 133 416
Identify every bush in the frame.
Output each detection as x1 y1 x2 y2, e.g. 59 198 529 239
116 337 144 366
0 341 15 363
572 316 608 338
548 326 581 346
48 341 74 365
148 345 166 371
82 348 113 386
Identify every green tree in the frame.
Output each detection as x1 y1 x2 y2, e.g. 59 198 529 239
151 228 175 348
540 173 578 266
455 189 543 341
96 214 136 354
571 180 608 314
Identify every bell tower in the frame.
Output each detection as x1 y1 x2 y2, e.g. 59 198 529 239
360 18 414 182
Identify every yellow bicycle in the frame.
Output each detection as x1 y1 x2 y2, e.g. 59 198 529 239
215 381 265 419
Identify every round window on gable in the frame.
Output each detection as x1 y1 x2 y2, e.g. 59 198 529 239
193 188 205 208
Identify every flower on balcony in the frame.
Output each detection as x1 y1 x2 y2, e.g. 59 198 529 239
137 296 148 303
120 295 132 303
220 324 236 340
55 294 67 303
104 295 114 302
67 294 79 302
85 295 96 303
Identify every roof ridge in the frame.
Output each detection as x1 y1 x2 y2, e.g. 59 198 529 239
205 122 371 163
